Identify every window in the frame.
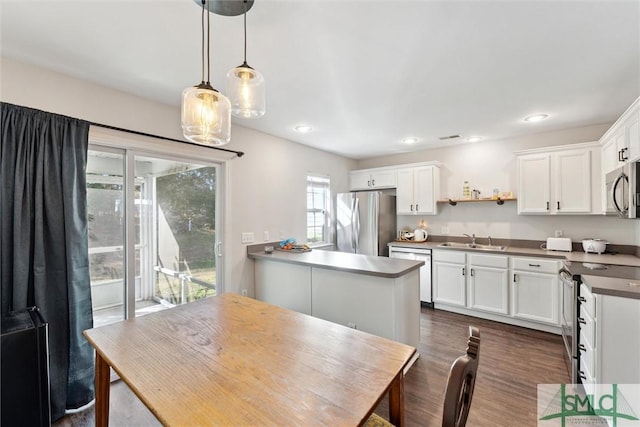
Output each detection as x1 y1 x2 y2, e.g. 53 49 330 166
306 175 330 244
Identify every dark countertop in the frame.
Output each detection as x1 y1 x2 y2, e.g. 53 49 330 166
248 249 424 278
581 274 640 300
388 241 640 267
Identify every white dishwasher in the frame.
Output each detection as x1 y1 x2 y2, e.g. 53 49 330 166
389 246 432 305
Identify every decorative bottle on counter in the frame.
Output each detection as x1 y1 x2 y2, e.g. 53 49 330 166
462 181 471 199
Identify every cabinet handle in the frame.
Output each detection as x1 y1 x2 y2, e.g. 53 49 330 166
372 179 375 186
546 201 550 210
367 180 371 187
410 204 414 211
416 204 419 211
557 201 560 210
513 273 517 282
622 147 629 161
528 263 540 267
462 268 465 276
578 296 586 303
579 371 586 380
578 317 586 325
619 150 623 162
579 344 586 353
470 268 475 277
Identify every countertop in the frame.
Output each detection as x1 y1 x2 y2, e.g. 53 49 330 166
581 274 640 300
388 241 640 267
248 249 424 278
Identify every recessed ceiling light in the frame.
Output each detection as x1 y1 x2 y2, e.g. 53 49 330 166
465 136 483 143
402 137 419 144
294 124 313 133
523 114 549 123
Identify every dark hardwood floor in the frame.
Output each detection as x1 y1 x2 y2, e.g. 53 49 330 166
53 306 569 426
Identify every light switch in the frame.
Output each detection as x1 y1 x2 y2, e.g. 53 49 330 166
241 232 255 243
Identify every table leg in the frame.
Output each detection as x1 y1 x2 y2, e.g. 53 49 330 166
388 371 405 427
94 352 110 427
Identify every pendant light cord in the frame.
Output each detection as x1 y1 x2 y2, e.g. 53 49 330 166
207 0 211 84
200 0 205 83
243 0 248 64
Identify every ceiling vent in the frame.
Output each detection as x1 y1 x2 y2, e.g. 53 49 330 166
438 134 461 141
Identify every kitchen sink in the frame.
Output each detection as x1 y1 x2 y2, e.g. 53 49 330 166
439 242 508 252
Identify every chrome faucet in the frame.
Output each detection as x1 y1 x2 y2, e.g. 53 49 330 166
463 233 476 246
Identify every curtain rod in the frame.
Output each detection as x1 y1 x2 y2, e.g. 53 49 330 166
90 122 245 158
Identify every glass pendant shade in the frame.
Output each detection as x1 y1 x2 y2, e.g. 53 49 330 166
227 63 266 118
181 83 231 146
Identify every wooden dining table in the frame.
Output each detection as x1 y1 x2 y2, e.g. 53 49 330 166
83 293 416 426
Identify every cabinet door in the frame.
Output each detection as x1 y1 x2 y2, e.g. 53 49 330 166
414 166 436 215
467 265 509 315
511 271 559 325
370 169 396 189
601 136 618 176
615 129 627 166
349 171 371 191
517 154 551 214
555 149 592 213
627 109 640 162
433 261 466 307
396 168 415 215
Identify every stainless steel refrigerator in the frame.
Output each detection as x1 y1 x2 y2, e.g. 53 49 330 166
336 191 396 256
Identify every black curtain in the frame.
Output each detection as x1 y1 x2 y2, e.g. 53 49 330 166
1 103 94 422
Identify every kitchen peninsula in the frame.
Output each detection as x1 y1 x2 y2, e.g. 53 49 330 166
247 246 423 347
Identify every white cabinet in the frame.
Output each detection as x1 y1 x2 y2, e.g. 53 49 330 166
578 284 640 403
396 165 440 215
467 253 509 315
433 250 508 314
349 168 396 191
517 143 598 215
600 98 640 175
432 250 466 307
510 257 559 325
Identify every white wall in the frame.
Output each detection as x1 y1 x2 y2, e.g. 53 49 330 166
357 125 638 245
1 57 356 295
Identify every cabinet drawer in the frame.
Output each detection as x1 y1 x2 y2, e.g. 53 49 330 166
433 250 465 264
579 304 595 348
510 257 559 274
579 330 595 376
468 253 508 269
579 283 596 319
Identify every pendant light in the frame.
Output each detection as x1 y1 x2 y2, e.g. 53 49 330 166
226 0 265 118
182 0 231 146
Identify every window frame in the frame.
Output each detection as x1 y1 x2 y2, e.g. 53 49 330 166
306 174 331 246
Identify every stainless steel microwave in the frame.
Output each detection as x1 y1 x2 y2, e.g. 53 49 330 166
605 162 640 218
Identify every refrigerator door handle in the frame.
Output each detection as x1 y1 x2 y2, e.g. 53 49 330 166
352 197 360 251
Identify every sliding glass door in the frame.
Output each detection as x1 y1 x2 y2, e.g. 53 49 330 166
87 147 223 326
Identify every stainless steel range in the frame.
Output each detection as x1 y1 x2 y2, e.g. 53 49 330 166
559 261 640 383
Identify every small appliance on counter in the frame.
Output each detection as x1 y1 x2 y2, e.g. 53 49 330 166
545 237 572 252
581 239 608 254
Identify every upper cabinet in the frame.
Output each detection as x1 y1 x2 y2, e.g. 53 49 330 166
349 168 396 191
600 97 640 176
517 142 600 215
396 164 440 215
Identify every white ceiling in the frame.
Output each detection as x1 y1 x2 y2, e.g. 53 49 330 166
2 0 639 159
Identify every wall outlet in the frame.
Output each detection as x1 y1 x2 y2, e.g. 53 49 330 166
555 230 563 237
263 231 270 241
347 322 357 329
441 226 450 235
241 232 255 243
241 289 247 297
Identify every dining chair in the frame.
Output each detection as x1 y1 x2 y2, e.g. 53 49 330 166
363 326 481 427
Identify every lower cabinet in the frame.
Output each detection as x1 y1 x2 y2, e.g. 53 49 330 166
433 251 509 315
579 284 640 402
510 257 559 325
433 251 560 332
